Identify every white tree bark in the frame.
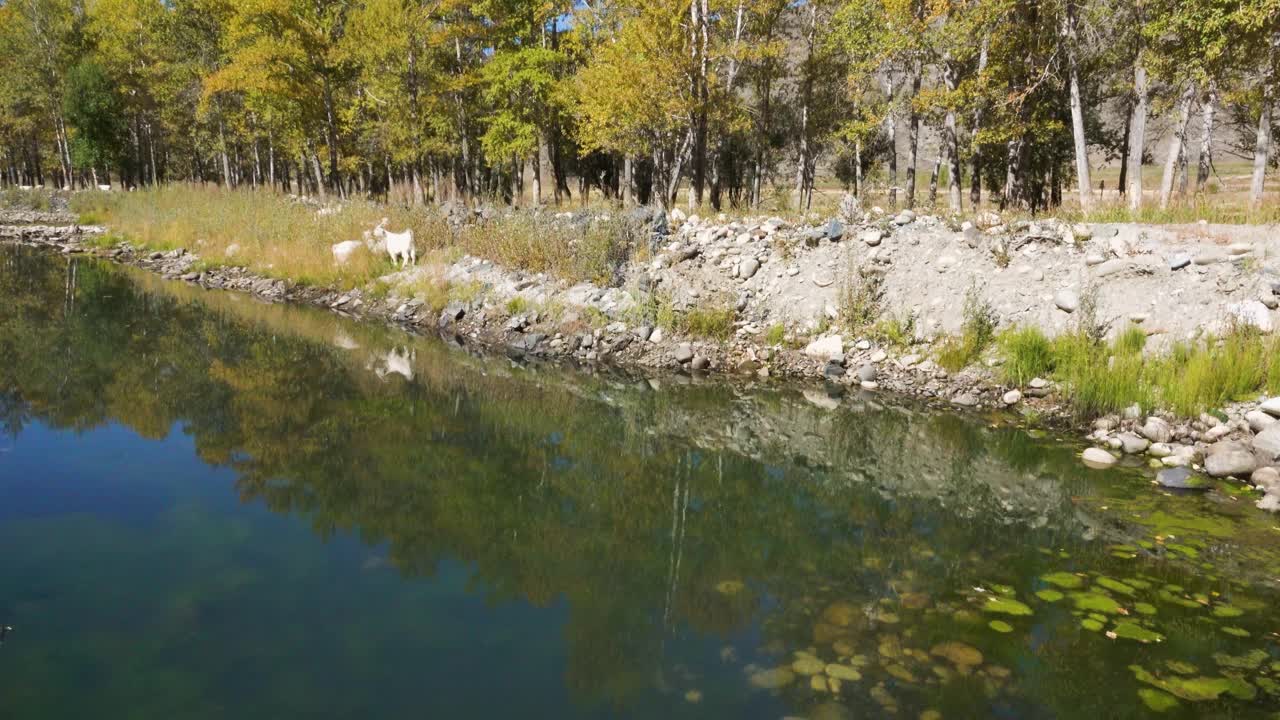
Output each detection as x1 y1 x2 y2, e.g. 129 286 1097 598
1196 83 1217 192
1062 4 1091 211
1127 64 1148 211
1251 84 1274 211
1159 83 1195 209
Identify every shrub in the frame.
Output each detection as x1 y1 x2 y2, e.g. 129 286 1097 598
935 288 998 372
872 313 916 350
838 268 883 331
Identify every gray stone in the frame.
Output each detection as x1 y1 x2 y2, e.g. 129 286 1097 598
634 325 654 341
1258 493 1280 512
1194 252 1227 266
1085 253 1106 266
439 302 466 326
1082 448 1118 468
739 258 760 280
804 335 844 362
691 355 710 370
1029 377 1049 389
1204 441 1258 478
1251 466 1280 492
826 219 845 241
1261 397 1280 417
1203 424 1233 442
1002 389 1022 406
1147 443 1173 458
1054 290 1080 313
952 393 978 407
1118 432 1151 454
893 210 916 226
1094 259 1129 278
1156 467 1210 490
1139 417 1173 444
856 364 878 383
1252 424 1280 463
674 343 694 364
1168 254 1191 271
649 327 664 343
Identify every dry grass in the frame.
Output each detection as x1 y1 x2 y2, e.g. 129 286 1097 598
70 184 645 290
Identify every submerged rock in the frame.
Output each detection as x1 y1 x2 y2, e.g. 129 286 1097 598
1156 467 1210 491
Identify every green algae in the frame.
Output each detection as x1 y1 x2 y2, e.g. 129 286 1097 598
1095 576 1136 596
1081 618 1104 631
1211 604 1244 618
1071 592 1122 614
982 597 1033 616
1130 665 1257 702
1110 622 1163 643
1221 626 1252 638
1040 572 1085 589
1213 649 1268 671
1137 688 1180 712
988 620 1014 633
1164 660 1197 675
1035 589 1065 602
1133 602 1157 616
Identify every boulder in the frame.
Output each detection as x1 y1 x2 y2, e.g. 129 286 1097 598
1204 441 1258 478
856 364 878 383
1228 300 1274 333
1252 424 1280 464
1082 448 1117 468
1257 493 1280 513
1247 410 1277 433
826 219 845 242
804 335 844 362
892 210 916 226
1118 433 1150 454
739 258 760 280
1251 466 1280 492
859 229 884 247
1002 389 1022 406
674 343 694 364
1139 417 1173 444
1260 397 1280 417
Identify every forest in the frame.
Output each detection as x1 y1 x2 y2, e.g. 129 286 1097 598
0 0 1276 212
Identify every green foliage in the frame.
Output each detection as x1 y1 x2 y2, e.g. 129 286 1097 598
998 326 1054 386
678 305 737 341
936 288 998 372
763 323 786 346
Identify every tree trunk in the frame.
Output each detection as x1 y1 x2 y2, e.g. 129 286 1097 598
884 75 899 208
905 63 922 209
1062 4 1092 211
1127 63 1148 211
1250 83 1274 211
969 37 990 208
622 155 633 206
941 55 962 211
1196 83 1217 192
1159 82 1195 209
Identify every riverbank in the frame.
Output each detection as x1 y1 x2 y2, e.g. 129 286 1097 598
7 193 1280 513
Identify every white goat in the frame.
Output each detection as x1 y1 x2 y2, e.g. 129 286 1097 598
374 218 416 267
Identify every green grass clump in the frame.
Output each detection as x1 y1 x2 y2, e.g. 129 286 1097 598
763 323 786 346
998 326 1054 385
872 313 916 350
505 296 530 316
679 306 737 340
936 288 998 372
996 323 1280 419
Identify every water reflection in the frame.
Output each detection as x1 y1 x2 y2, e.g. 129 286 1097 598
1 246 1279 719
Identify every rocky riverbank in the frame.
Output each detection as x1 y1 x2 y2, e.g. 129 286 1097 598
7 203 1280 513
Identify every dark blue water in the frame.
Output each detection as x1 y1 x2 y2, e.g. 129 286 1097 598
2 245 1279 719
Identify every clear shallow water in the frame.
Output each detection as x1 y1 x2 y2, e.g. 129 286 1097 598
2 246 1280 719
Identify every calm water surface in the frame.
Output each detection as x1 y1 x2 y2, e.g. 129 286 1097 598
3 245 1280 719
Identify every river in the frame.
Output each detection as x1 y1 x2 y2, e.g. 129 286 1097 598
2 244 1279 719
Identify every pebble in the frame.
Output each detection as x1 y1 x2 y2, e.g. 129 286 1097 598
1118 432 1150 454
674 343 694 364
1002 390 1022 406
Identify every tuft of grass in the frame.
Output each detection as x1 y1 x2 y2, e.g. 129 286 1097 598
871 313 916 350
1113 325 1148 357
680 306 737 340
505 296 530 316
936 287 999 372
2 186 53 211
764 323 786 346
998 326 1054 386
